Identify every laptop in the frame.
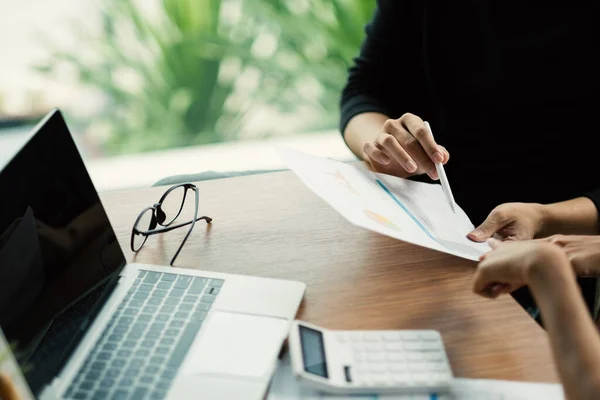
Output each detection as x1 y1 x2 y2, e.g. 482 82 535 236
0 109 306 400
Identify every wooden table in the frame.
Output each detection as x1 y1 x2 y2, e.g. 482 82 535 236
100 169 559 383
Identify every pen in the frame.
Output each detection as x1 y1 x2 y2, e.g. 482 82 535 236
424 121 456 213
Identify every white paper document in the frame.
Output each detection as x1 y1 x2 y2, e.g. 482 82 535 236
266 355 564 400
277 147 490 261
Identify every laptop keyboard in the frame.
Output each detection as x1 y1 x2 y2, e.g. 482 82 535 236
63 270 223 400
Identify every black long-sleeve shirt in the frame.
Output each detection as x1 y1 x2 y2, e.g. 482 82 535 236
341 0 600 226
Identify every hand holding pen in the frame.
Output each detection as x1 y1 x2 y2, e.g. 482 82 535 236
361 113 450 181
424 121 457 213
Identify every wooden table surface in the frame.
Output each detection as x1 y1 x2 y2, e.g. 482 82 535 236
100 169 559 383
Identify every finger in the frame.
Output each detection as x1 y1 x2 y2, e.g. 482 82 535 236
401 114 444 164
487 238 502 249
489 283 510 298
547 235 567 247
468 209 509 242
375 133 418 173
438 145 450 164
473 272 496 298
363 142 390 165
474 275 501 298
479 283 502 298
382 119 436 178
473 264 508 296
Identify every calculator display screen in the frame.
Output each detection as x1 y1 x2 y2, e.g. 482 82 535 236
299 325 329 378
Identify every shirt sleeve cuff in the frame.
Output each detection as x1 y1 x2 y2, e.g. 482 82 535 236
583 188 600 215
339 94 392 136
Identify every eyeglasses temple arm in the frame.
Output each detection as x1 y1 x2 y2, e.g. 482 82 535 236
138 215 212 237
170 186 201 266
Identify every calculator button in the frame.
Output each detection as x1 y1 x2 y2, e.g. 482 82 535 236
354 365 369 374
400 332 420 341
365 343 383 352
368 363 386 373
363 332 380 342
403 342 423 351
435 372 452 381
407 353 425 361
409 361 427 371
349 333 362 342
427 361 448 371
386 352 405 362
382 331 402 341
391 373 411 385
387 363 407 372
383 342 403 352
421 341 442 351
425 352 445 361
420 331 440 341
367 353 385 362
411 372 431 385
431 373 452 385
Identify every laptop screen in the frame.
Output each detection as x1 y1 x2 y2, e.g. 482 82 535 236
0 110 127 395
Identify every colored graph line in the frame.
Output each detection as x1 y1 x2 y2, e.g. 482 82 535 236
364 210 401 231
324 169 359 195
375 179 436 241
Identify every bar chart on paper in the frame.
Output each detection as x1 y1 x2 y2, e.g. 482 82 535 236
324 170 360 196
276 147 490 261
363 210 402 232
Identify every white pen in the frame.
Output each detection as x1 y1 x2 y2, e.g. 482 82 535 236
424 121 456 213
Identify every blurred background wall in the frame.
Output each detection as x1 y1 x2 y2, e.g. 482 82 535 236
0 0 373 190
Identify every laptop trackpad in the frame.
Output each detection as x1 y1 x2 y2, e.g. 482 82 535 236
182 311 289 378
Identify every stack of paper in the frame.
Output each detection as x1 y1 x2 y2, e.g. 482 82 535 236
266 355 564 400
276 148 490 261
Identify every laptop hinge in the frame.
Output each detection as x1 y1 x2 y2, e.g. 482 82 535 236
39 378 61 400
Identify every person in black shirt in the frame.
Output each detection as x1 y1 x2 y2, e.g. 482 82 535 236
340 1 599 320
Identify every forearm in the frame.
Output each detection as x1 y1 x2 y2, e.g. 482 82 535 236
539 197 599 237
528 261 600 399
343 112 389 161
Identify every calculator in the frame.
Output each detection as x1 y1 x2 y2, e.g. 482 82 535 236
287 320 454 395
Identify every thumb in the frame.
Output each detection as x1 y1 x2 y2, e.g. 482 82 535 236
468 214 504 242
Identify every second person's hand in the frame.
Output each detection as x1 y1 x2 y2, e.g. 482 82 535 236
474 238 572 299
362 113 449 179
468 202 547 242
544 235 600 277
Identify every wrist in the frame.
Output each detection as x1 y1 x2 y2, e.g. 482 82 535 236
533 203 553 238
536 203 553 237
537 202 572 238
344 113 389 161
524 243 573 286
537 198 599 236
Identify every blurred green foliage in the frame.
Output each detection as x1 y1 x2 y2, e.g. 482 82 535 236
37 0 375 154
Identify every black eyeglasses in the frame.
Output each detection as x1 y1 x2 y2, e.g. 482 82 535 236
131 183 212 265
